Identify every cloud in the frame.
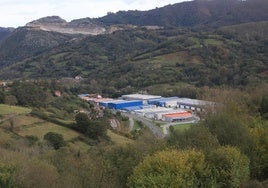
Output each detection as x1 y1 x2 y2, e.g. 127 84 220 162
0 0 190 27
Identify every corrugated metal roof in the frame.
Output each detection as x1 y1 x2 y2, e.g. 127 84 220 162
177 98 215 106
109 100 142 104
122 94 162 100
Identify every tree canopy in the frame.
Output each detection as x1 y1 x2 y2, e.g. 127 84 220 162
74 112 107 140
208 146 250 188
43 132 65 150
128 149 209 188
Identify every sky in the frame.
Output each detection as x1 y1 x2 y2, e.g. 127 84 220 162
0 0 190 28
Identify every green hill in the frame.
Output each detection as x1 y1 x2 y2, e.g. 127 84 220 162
0 22 267 94
0 27 73 68
98 0 268 27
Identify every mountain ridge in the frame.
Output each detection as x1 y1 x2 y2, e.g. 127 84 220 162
97 0 268 27
0 0 267 92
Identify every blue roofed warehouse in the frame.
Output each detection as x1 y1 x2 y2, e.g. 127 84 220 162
108 100 143 110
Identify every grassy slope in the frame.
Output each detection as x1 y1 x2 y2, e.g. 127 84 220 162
0 114 80 140
0 104 31 115
107 130 133 146
0 104 133 148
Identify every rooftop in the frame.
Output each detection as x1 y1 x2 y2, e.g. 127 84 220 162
109 100 142 104
122 94 162 100
163 112 192 118
177 98 215 106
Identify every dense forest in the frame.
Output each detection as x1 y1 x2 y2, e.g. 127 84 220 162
98 0 268 27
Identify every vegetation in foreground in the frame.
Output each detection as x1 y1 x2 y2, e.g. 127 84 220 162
0 81 267 187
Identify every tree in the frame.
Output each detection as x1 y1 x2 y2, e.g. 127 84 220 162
248 126 268 180
4 95 17 106
74 112 89 133
207 146 250 188
106 145 143 188
75 113 107 140
10 81 48 107
127 149 210 188
14 158 59 188
43 132 65 150
86 120 107 140
204 113 252 153
25 135 39 146
168 125 220 153
259 95 268 119
0 89 5 104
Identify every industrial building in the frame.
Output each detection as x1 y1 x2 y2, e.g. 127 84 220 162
132 107 193 121
148 97 180 107
78 92 214 122
107 100 143 110
134 107 170 118
176 98 216 112
99 99 124 108
77 94 113 104
121 94 162 104
162 112 193 122
153 109 190 121
122 105 156 112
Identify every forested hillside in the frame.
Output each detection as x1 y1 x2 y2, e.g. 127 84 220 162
1 22 267 96
0 27 13 42
0 27 73 68
98 0 268 27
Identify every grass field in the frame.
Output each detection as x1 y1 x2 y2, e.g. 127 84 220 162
172 123 193 132
0 114 80 141
0 129 14 143
203 38 223 46
107 130 133 146
0 104 133 149
18 121 80 141
0 104 31 115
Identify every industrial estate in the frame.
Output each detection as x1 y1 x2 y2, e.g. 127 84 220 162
78 93 216 124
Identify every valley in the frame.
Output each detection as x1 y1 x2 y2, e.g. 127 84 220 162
0 0 267 187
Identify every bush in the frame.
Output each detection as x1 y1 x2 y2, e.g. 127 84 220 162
43 132 65 150
0 162 15 188
25 135 39 146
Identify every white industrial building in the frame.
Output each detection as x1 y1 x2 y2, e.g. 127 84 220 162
177 98 216 112
134 107 170 118
133 107 193 121
121 94 162 104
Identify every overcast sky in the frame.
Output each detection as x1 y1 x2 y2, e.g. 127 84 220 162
0 0 191 28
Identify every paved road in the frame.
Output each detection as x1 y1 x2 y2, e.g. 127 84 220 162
123 113 165 138
122 113 200 138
